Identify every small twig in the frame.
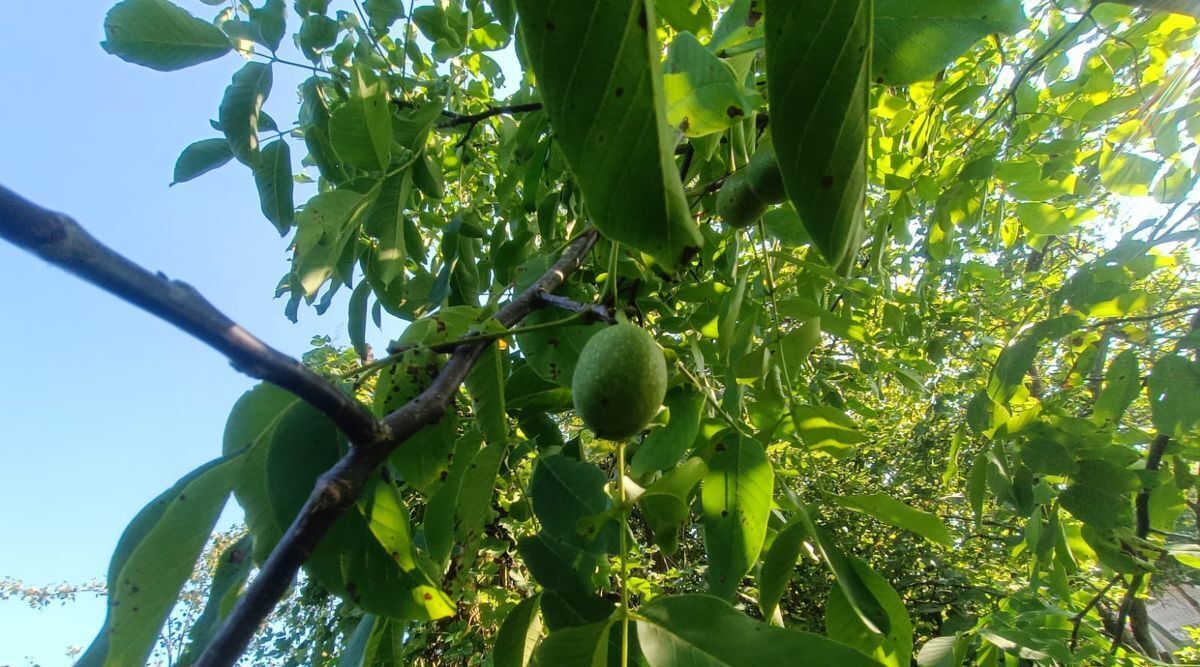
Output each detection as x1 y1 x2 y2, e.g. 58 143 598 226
537 293 616 324
675 361 749 436
1085 303 1200 330
1072 575 1121 650
435 102 544 129
1104 0 1200 17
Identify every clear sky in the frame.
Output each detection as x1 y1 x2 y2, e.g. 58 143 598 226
0 3 396 664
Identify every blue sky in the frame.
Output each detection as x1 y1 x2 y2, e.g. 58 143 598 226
0 3 398 664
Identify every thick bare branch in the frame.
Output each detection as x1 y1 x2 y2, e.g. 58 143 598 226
0 184 381 445
195 229 600 667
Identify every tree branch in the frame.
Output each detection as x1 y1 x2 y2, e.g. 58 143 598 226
195 229 599 667
1102 0 1200 17
1110 432 1171 655
537 292 616 324
435 102 544 129
0 184 381 445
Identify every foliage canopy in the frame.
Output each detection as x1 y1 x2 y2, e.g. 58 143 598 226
14 0 1200 665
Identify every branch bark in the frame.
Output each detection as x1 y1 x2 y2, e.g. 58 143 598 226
1110 432 1171 655
0 184 381 445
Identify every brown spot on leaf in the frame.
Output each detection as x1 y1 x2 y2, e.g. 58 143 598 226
820 175 834 189
638 8 647 30
679 117 690 133
615 87 624 98
726 105 744 118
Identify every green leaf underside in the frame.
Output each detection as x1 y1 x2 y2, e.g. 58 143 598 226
765 0 870 270
78 452 242 667
831 493 955 546
702 436 773 598
102 0 232 71
872 0 1026 85
514 0 702 269
826 556 913 667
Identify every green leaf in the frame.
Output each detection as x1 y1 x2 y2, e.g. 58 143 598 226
1167 543 1200 569
631 387 704 476
102 0 232 71
530 616 614 667
793 404 868 459
831 493 954 546
1100 151 1160 197
252 0 286 52
664 31 753 137
640 457 708 554
424 430 482 565
826 556 913 667
873 0 1025 85
1059 484 1132 530
702 435 773 598
293 188 375 298
757 518 808 620
765 0 870 270
467 344 509 445
636 594 884 666
176 536 253 665
796 507 891 635
219 62 273 166
254 139 294 234
531 454 613 552
517 532 603 602
348 280 371 360
171 138 234 185
495 594 545 667
917 635 969 667
455 437 508 543
762 206 812 248
337 614 378 667
658 0 713 35
330 67 393 172
1093 349 1139 427
360 477 418 571
1148 355 1200 438
1014 203 1091 236
364 0 405 33
78 452 242 667
514 0 703 269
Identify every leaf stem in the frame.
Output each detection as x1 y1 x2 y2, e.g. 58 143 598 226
617 438 630 667
675 361 749 436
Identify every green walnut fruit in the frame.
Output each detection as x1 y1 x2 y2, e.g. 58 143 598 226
715 144 786 228
572 322 668 441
